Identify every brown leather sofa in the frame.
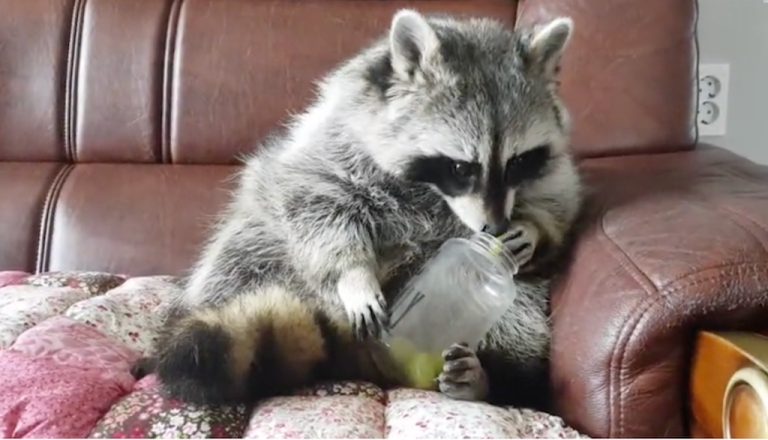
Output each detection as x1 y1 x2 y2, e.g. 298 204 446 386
2 0 767 438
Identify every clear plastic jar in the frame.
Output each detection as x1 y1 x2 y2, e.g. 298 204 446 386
380 231 519 390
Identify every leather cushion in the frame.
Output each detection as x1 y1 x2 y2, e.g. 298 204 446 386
40 164 239 276
0 0 518 165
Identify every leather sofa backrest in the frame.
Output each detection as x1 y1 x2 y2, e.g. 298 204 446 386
0 0 697 165
0 0 698 274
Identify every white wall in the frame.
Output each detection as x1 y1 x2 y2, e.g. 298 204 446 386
697 0 768 164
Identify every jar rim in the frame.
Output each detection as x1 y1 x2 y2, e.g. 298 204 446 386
455 232 520 281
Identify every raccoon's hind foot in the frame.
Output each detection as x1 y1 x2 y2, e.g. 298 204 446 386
337 267 389 341
502 220 540 270
437 343 489 402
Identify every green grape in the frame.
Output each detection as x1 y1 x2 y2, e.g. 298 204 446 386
388 337 417 365
386 337 444 390
406 352 444 390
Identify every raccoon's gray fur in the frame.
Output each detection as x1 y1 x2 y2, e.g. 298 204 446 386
135 9 583 412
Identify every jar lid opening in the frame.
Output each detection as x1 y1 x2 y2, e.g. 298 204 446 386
464 232 520 280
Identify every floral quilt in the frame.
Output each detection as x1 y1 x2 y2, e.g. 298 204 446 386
0 271 588 439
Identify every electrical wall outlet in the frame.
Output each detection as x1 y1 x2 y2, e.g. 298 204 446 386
697 63 730 136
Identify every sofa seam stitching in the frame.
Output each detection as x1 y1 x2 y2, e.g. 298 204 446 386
63 0 86 163
161 0 183 164
35 164 75 273
597 208 657 437
152 0 174 163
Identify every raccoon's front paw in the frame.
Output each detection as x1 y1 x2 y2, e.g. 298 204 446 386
345 290 388 341
337 268 389 341
437 343 489 402
502 221 540 269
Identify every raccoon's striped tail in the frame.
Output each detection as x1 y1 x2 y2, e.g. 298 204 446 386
134 285 398 406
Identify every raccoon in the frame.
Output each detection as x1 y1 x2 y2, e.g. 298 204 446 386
134 9 583 413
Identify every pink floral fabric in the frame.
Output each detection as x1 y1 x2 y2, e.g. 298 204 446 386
0 286 88 348
247 396 384 439
386 388 587 439
89 387 249 438
64 276 184 356
0 350 130 438
0 270 589 439
9 316 139 387
19 271 126 294
245 382 388 439
0 271 29 288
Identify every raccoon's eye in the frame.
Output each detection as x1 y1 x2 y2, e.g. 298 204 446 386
452 161 475 179
504 145 551 187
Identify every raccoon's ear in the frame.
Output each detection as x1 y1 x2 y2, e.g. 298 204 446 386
523 17 573 77
389 9 440 79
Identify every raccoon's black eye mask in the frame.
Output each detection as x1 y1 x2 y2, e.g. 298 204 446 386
403 155 480 196
504 145 551 187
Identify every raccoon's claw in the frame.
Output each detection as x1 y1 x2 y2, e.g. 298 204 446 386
437 343 489 401
337 268 389 340
349 297 389 341
502 221 539 269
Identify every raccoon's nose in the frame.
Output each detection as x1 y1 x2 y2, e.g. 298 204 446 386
482 220 509 236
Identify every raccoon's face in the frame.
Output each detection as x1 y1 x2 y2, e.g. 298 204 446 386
366 10 574 234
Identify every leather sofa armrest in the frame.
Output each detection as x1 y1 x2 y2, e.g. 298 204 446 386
549 146 768 438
